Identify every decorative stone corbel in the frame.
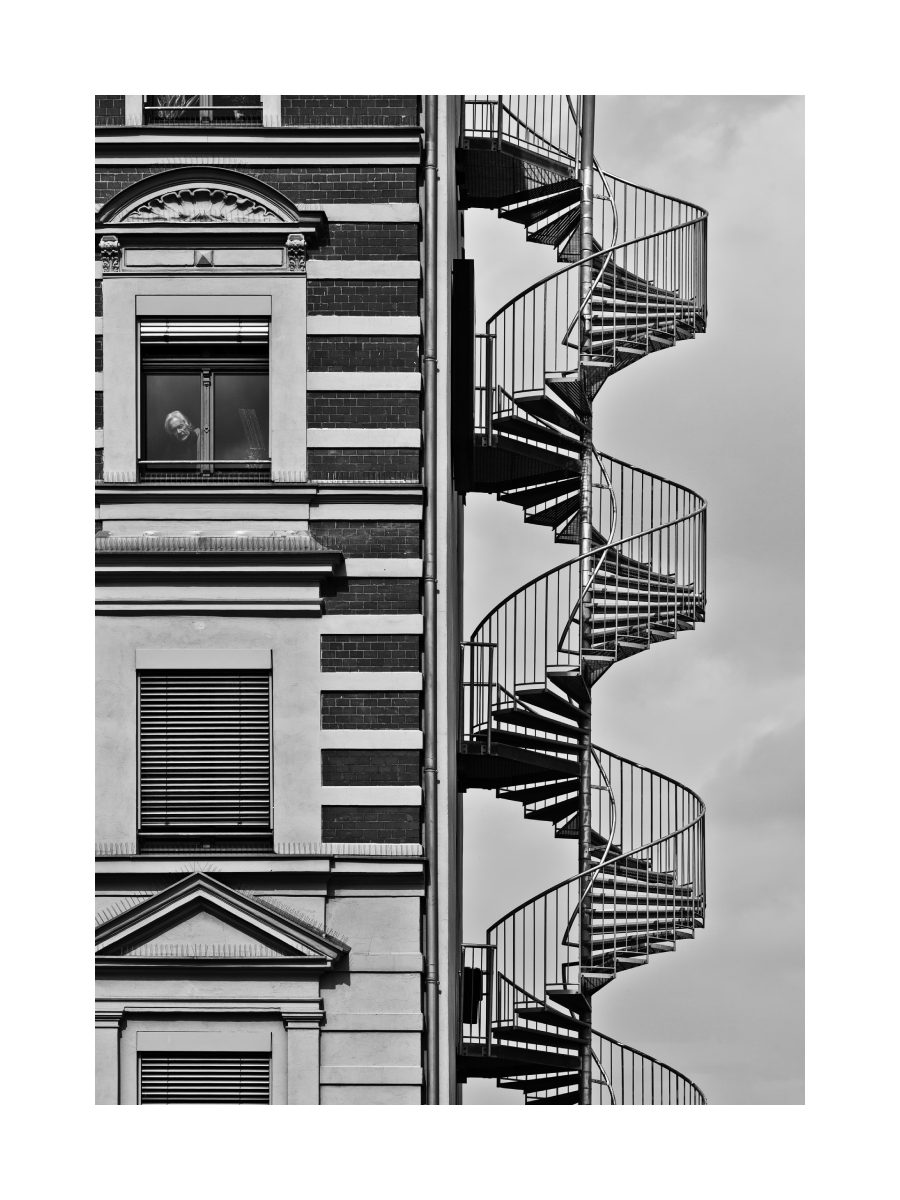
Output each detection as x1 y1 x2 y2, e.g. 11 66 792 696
286 232 307 274
99 234 122 273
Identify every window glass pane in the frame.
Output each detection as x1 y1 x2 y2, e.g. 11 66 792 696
144 375 201 462
213 375 269 461
212 95 261 107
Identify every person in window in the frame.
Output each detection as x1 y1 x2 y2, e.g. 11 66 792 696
163 410 201 460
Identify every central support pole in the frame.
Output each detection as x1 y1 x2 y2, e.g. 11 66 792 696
423 94 440 1105
577 94 596 1107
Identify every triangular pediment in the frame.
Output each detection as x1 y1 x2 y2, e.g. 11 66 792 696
96 872 348 963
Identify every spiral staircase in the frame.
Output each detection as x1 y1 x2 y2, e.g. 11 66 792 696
455 97 709 1104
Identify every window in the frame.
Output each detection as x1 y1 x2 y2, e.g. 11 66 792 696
138 671 272 851
139 320 269 482
139 1054 271 1103
143 95 263 125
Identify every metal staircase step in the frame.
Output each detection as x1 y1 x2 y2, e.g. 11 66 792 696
590 954 647 971
498 779 578 806
494 178 582 208
512 392 587 434
544 987 592 1016
493 705 578 736
485 729 581 757
514 683 584 722
500 477 580 508
555 515 605 546
589 603 683 618
493 1024 581 1051
556 227 586 263
458 741 578 789
526 1089 579 1104
527 205 581 248
523 795 579 823
514 1006 588 1032
546 668 591 706
544 372 603 414
591 579 693 595
595 863 677 886
554 816 610 847
593 878 696 898
524 494 580 529
490 433 581 474
492 415 583 455
498 1072 580 1093
459 1040 582 1074
501 191 582 227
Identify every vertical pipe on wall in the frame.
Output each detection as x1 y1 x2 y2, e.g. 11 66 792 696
577 94 596 1108
423 94 440 1105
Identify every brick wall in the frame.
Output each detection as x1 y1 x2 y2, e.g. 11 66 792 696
307 391 420 428
307 281 419 316
322 805 422 842
321 691 420 729
282 96 419 127
96 391 103 430
314 224 419 260
321 578 420 615
321 752 421 786
307 335 419 373
95 168 161 206
308 448 420 481
96 166 417 207
96 95 125 125
321 635 420 673
309 520 420 558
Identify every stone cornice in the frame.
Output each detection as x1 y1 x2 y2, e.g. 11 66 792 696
96 533 334 554
95 534 344 591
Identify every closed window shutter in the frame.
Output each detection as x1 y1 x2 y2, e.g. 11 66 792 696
139 672 271 831
140 320 269 345
139 1054 271 1104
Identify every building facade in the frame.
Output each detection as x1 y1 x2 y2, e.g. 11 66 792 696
96 95 709 1105
95 95 463 1105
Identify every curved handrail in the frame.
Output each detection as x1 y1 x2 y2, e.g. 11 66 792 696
484 216 706 330
565 95 619 248
591 1029 707 1105
469 450 706 640
487 792 705 936
469 497 706 646
591 1049 617 1103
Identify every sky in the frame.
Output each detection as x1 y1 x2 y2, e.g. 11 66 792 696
459 96 804 1105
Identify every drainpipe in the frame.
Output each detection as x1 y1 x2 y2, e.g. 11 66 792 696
577 94 596 1108
422 94 440 1106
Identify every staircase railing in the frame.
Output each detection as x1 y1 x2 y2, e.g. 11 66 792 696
462 95 580 170
473 221 706 440
459 99 709 1105
591 1031 707 1104
459 460 706 744
482 753 704 992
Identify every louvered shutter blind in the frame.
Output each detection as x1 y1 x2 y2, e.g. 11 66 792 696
139 320 269 345
139 672 271 831
140 1054 271 1104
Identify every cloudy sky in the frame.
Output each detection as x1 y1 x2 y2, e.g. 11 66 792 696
459 97 804 1105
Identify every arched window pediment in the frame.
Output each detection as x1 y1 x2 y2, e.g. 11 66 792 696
98 168 303 225
122 186 283 223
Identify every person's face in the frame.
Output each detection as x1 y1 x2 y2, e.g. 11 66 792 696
169 414 193 441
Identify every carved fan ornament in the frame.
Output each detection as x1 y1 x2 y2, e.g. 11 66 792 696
122 187 282 223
